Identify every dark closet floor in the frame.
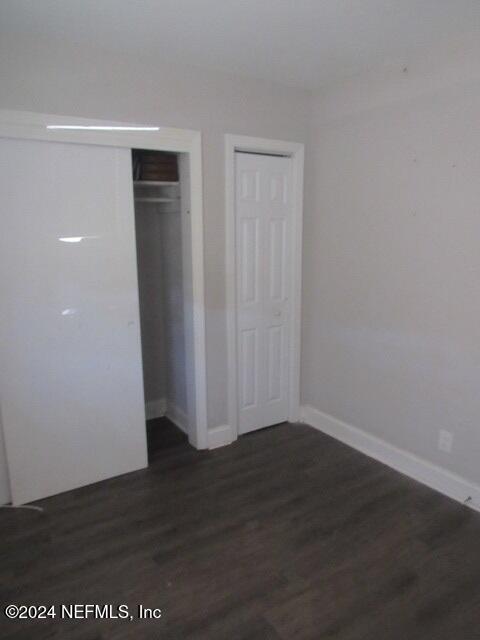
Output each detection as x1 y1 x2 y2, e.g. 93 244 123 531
1 422 480 639
146 417 188 461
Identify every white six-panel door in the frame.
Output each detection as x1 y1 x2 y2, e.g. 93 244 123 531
0 138 148 504
235 152 292 434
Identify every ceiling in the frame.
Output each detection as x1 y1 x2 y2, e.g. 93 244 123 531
1 0 480 90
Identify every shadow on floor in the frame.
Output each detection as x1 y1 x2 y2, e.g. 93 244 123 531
146 416 189 461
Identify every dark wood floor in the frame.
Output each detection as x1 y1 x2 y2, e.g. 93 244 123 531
1 422 480 639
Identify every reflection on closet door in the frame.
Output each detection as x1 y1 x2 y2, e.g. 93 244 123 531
0 138 148 504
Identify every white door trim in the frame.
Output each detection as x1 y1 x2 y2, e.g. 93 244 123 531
0 109 208 451
225 134 304 441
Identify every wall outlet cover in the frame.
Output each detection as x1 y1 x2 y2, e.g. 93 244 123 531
438 429 454 454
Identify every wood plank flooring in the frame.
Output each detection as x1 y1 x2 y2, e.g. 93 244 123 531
1 421 480 639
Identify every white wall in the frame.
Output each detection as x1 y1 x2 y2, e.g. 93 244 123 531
160 193 188 420
303 50 480 486
135 182 188 425
135 198 167 407
0 33 310 433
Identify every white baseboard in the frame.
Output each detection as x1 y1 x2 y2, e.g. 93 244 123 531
165 402 189 435
208 425 235 450
301 404 480 513
145 398 167 420
145 398 189 436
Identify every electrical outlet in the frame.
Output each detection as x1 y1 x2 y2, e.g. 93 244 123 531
438 429 454 453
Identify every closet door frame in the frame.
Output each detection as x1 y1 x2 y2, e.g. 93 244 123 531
0 109 208 451
225 134 305 445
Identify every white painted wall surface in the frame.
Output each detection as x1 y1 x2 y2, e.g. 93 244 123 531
303 53 480 486
0 34 309 432
160 196 188 420
135 199 168 407
135 180 188 425
0 138 148 504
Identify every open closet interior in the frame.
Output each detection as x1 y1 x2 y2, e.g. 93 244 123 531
133 149 190 457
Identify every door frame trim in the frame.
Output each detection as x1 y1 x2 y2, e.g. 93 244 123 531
0 109 208 451
225 134 305 442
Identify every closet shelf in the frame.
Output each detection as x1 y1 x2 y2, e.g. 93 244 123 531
133 180 179 187
134 197 179 203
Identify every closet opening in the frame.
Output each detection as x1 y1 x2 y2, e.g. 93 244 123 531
132 149 193 460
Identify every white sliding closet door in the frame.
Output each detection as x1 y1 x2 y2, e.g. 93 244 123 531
235 152 292 434
0 138 148 504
